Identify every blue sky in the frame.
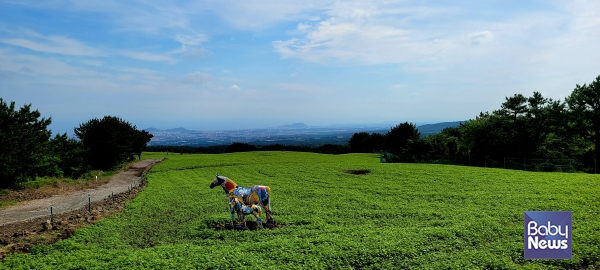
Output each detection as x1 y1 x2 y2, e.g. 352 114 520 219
1 0 599 133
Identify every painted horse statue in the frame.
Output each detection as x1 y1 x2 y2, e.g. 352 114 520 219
209 174 274 225
230 196 263 228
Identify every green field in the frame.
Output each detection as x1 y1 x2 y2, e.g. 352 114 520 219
2 152 599 269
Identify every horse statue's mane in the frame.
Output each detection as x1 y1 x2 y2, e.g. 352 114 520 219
213 175 239 194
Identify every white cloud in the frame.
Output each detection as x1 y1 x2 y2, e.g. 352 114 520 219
272 0 600 81
118 50 175 63
81 60 103 66
185 72 214 84
113 66 157 75
0 31 104 56
297 23 311 32
72 1 191 34
170 33 208 59
274 17 416 64
274 2 448 64
175 34 207 46
272 82 327 94
3 0 600 129
468 31 494 46
196 0 334 29
0 28 180 64
0 49 93 76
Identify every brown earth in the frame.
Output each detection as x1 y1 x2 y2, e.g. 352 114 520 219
214 220 281 231
343 169 371 175
0 159 164 259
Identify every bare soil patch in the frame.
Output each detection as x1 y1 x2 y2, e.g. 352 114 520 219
213 220 281 231
343 169 371 175
1 179 111 203
0 162 147 204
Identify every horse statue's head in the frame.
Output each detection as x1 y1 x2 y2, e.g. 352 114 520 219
209 174 237 193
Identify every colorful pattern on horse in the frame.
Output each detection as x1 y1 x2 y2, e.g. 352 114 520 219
210 175 274 226
230 196 263 227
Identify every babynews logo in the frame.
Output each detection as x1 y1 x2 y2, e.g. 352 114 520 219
524 211 572 259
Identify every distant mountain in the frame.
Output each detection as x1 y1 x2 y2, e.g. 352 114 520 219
144 121 468 146
278 123 308 129
417 121 466 136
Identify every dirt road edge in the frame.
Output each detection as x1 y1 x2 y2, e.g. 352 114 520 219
0 158 165 259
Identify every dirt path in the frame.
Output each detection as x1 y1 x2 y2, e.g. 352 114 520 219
0 159 162 227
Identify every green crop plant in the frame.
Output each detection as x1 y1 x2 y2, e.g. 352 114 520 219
1 152 599 269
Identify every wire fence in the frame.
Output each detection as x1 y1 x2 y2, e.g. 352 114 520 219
0 176 144 227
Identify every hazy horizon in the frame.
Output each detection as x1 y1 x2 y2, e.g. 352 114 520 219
49 119 456 135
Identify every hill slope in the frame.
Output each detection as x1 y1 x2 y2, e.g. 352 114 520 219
2 152 598 269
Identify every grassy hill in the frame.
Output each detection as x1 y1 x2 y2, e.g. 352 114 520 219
2 152 599 269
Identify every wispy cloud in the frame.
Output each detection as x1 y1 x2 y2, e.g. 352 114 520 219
185 72 214 85
2 0 600 131
112 66 157 75
273 2 446 64
0 49 94 76
271 0 591 69
174 34 207 46
468 31 494 46
0 28 179 63
196 0 333 29
170 33 208 58
118 50 175 63
0 30 104 56
81 60 104 66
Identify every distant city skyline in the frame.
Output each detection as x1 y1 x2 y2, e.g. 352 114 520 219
2 1 599 135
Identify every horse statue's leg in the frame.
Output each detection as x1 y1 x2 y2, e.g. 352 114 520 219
249 186 275 225
239 211 247 228
252 205 263 226
228 197 236 226
231 196 250 229
265 186 275 224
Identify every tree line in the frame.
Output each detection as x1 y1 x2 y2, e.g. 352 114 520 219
348 75 600 173
0 98 153 188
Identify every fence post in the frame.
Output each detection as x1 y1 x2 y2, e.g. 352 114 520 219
50 206 54 226
88 194 91 212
